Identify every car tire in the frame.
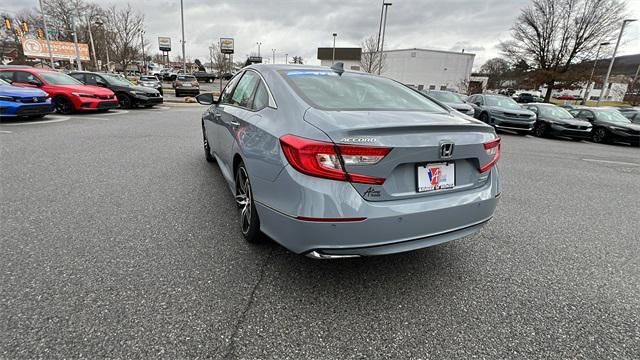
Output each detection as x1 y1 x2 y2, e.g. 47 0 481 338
54 96 74 114
235 162 260 243
534 122 548 137
118 94 133 109
480 112 490 124
592 127 610 144
202 121 215 163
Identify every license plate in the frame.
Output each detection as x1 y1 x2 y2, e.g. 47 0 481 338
417 162 455 192
182 84 192 87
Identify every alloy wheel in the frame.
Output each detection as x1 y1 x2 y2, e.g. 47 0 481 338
55 97 73 114
593 128 607 143
534 122 547 137
235 167 252 235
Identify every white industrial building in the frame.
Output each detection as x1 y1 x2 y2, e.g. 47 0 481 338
318 47 475 93
379 48 475 92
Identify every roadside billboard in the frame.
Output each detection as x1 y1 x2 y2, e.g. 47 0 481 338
21 38 90 61
220 38 234 54
158 37 171 52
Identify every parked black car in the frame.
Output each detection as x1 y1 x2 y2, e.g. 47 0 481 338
516 93 544 103
569 107 640 146
69 71 163 109
524 103 592 140
138 75 163 95
193 71 216 83
618 108 640 124
422 90 474 116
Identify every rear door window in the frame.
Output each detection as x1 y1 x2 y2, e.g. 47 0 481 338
230 71 260 108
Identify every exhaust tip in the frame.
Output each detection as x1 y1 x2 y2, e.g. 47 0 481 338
305 251 361 259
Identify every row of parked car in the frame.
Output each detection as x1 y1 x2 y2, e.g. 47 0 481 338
0 66 164 119
422 90 640 147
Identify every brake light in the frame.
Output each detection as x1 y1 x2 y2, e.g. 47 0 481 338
479 137 500 173
279 134 391 184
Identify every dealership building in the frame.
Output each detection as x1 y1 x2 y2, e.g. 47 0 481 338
318 47 475 92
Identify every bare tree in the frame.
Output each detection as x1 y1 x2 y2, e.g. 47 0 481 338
209 44 231 75
104 4 143 73
291 56 303 64
360 35 385 74
479 58 511 89
501 0 627 101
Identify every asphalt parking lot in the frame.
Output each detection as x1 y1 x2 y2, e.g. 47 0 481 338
1 106 639 358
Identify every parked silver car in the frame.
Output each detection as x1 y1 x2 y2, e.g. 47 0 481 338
196 64 501 258
423 90 474 116
468 94 536 135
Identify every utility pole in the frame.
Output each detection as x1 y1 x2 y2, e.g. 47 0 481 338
140 29 146 74
582 42 610 105
332 33 337 65
71 12 82 70
378 2 392 75
86 15 98 70
598 19 637 106
285 53 288 64
38 0 55 69
180 0 186 73
272 48 276 64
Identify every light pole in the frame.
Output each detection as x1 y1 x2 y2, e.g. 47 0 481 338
85 15 99 70
285 53 288 64
378 2 392 75
598 19 637 105
332 33 337 65
38 0 55 69
140 29 146 74
582 42 610 104
272 48 276 64
256 42 262 57
71 12 82 70
180 0 186 73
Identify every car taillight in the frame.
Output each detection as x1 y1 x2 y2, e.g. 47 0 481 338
279 134 391 184
479 137 500 173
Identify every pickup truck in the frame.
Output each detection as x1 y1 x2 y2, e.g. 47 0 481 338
193 71 216 83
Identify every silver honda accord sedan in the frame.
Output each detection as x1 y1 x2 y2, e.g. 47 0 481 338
196 64 501 258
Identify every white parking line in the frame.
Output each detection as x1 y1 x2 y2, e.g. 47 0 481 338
0 130 12 133
101 110 129 116
582 158 640 167
0 116 71 125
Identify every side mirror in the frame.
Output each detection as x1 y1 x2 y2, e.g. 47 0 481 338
196 93 216 105
474 102 481 107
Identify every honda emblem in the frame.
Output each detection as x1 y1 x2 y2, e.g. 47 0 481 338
439 140 454 159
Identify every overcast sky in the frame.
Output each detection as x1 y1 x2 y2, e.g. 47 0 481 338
9 0 640 69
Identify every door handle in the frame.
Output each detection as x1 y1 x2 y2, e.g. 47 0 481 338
229 119 240 126
214 112 221 119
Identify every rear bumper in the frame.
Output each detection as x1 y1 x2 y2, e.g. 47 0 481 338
174 87 200 95
492 115 535 131
253 165 500 255
549 123 592 138
1 102 54 117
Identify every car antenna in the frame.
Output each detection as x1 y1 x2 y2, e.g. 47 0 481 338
330 62 344 75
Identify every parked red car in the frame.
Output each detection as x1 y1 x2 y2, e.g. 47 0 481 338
0 68 119 114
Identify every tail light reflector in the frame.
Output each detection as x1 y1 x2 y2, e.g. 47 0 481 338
279 134 391 185
479 137 500 173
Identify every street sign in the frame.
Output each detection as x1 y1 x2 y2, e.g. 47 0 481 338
158 36 171 52
248 56 262 63
220 38 234 54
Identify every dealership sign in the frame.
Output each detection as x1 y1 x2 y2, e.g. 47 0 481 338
21 38 90 61
158 37 171 52
220 38 234 54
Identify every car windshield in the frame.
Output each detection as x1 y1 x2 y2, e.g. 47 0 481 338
0 78 9 86
39 72 83 85
595 110 632 123
484 95 522 109
103 74 134 86
283 70 447 112
539 105 573 119
427 91 465 104
177 76 195 81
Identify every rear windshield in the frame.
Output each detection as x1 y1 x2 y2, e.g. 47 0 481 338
426 91 465 104
40 72 83 85
177 76 195 81
282 70 447 112
539 105 573 119
484 95 522 110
